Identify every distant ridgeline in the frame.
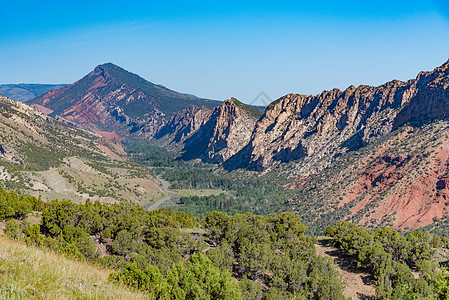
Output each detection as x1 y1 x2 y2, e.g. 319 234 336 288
2 185 449 299
0 84 67 102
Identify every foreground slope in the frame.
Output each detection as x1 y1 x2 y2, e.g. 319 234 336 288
0 188 347 300
0 94 162 206
0 236 146 299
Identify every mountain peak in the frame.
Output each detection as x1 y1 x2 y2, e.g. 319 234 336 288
224 97 263 118
101 62 117 67
436 59 449 73
29 63 222 134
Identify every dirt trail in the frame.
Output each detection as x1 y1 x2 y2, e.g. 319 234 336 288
315 237 376 300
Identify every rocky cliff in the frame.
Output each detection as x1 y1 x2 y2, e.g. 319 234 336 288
153 105 213 149
177 98 262 163
230 61 449 174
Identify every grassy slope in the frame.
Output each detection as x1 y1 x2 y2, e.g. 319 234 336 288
0 235 146 299
172 188 227 198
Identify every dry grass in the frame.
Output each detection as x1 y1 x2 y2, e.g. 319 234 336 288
0 235 147 299
173 188 227 198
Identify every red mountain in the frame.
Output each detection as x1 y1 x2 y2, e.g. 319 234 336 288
29 63 221 136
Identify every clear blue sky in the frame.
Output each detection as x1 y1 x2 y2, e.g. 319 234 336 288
1 0 449 105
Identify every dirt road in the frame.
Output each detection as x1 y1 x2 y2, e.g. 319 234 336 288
148 175 175 211
315 237 376 300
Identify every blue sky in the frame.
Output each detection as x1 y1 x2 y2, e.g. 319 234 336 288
1 1 449 105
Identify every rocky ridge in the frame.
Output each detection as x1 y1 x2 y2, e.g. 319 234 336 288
156 98 262 163
229 61 449 174
183 98 261 163
152 105 214 150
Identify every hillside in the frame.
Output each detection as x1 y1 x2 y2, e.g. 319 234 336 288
0 94 163 206
0 187 347 300
280 119 449 231
0 84 66 102
28 63 222 136
0 236 146 299
2 185 449 300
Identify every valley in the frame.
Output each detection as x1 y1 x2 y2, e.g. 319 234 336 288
1 60 449 299
4 61 449 231
4 0 449 297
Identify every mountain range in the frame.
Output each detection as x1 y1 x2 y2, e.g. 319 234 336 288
3 60 449 231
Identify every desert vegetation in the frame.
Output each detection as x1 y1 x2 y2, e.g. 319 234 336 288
2 184 449 299
1 185 346 299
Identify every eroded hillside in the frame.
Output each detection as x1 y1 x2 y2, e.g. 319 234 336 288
0 94 163 206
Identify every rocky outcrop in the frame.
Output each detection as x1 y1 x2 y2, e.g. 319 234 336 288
394 62 449 128
180 98 262 163
153 106 213 149
230 61 449 173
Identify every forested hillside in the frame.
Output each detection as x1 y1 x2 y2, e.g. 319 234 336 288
0 185 346 299
1 185 449 299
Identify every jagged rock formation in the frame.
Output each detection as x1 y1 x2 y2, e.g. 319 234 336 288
230 61 449 174
153 105 213 149
28 63 222 136
175 98 262 163
394 62 449 128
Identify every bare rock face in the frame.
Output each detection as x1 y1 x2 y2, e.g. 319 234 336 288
180 98 262 163
233 61 449 174
153 106 213 149
394 61 449 128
